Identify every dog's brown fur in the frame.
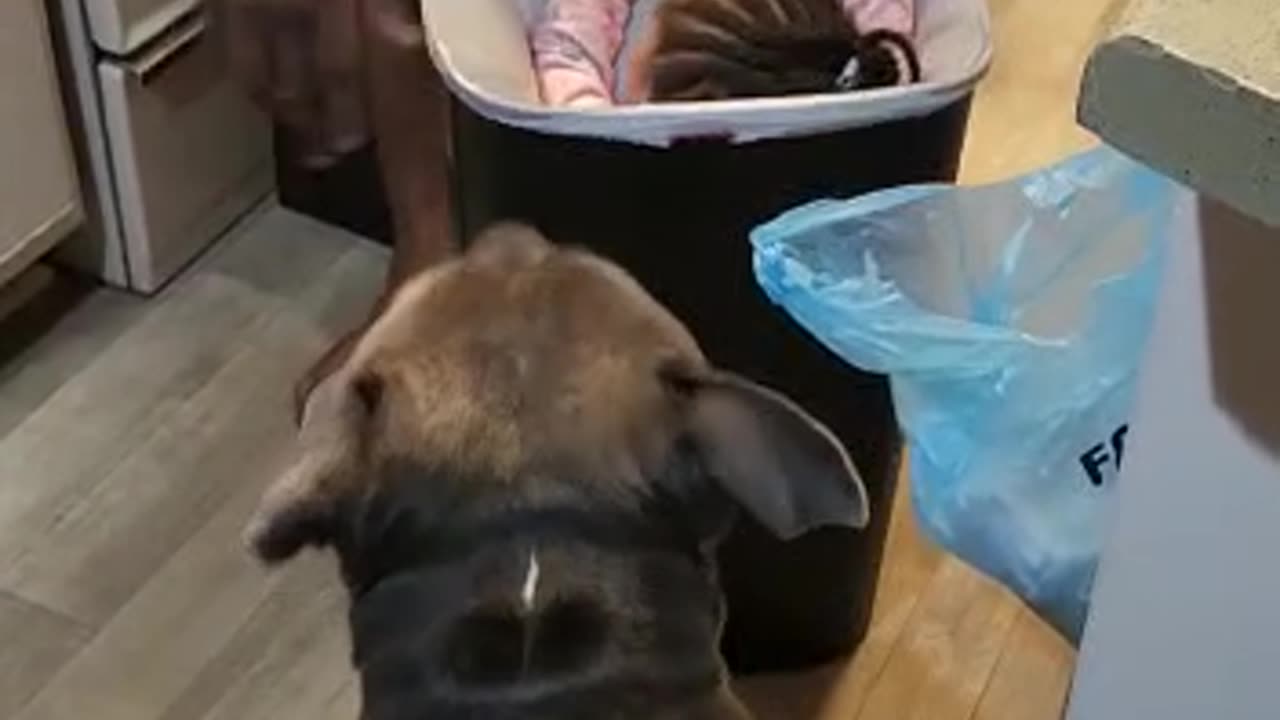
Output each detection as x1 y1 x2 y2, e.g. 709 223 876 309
246 224 868 719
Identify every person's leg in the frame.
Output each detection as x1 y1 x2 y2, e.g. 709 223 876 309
363 0 454 285
293 0 453 420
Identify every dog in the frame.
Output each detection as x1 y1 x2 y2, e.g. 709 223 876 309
245 223 870 719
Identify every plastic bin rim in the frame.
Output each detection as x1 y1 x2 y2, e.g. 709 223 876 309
421 0 992 147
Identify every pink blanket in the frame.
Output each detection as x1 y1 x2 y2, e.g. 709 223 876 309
532 0 916 107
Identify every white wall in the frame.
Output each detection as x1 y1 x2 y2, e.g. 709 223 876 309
1068 194 1280 719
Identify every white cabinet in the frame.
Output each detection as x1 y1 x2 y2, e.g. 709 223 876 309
0 0 82 288
96 16 273 292
1070 1 1280 718
51 0 273 294
85 0 200 55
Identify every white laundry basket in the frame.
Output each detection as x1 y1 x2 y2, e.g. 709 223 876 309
423 0 991 674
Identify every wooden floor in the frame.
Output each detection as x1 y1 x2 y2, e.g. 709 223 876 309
0 1 1123 717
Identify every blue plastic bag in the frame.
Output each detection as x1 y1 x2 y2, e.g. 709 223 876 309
750 147 1178 642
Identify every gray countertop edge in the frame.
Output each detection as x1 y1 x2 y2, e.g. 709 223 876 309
1078 35 1280 228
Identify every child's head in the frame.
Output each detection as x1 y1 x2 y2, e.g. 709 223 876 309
625 0 920 103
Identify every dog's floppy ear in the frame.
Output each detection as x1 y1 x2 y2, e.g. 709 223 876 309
244 371 378 565
663 363 870 540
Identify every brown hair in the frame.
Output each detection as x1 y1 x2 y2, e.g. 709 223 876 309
640 0 921 102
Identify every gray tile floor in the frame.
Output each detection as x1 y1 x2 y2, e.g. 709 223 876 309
0 206 384 719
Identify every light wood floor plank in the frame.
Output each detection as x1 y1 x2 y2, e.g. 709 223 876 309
11 449 302 720
854 557 1022 720
160 555 352 720
0 209 359 622
960 0 1127 184
972 608 1075 720
0 246 383 624
0 279 144 441
0 590 90 718
8 221 384 719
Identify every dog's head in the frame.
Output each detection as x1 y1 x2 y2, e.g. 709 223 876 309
246 222 868 570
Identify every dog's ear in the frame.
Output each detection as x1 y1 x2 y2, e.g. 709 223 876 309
244 371 380 565
663 363 870 540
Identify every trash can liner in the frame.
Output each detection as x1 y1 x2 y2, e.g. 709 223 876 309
750 147 1179 641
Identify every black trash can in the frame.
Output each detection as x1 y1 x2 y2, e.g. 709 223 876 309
425 0 990 674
